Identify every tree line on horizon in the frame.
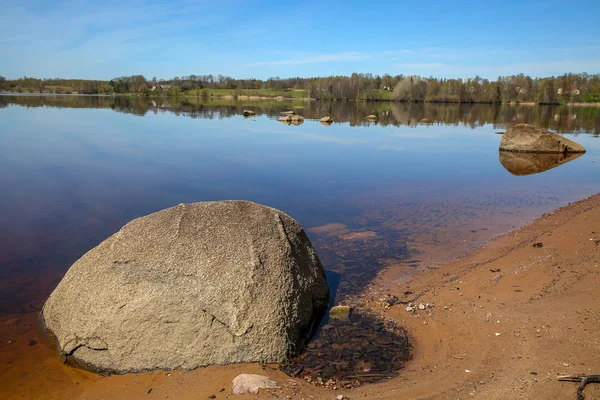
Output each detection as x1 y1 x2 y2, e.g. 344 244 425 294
1 72 599 104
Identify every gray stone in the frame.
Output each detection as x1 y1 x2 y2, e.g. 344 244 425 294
499 124 586 153
232 374 278 395
42 201 330 373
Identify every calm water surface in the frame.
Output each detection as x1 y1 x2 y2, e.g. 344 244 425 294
0 95 599 391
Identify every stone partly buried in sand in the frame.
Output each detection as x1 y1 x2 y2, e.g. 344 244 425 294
499 123 586 153
232 374 278 395
41 201 330 373
329 305 351 319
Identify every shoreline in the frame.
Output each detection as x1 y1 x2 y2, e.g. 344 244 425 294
1 194 599 399
2 91 600 106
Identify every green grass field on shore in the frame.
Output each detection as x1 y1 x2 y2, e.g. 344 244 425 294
184 88 309 98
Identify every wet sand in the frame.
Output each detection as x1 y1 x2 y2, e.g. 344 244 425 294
1 193 600 399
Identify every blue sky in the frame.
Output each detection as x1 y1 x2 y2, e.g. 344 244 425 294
1 0 599 80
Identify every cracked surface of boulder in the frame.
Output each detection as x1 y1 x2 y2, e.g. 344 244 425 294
499 123 586 153
42 201 330 373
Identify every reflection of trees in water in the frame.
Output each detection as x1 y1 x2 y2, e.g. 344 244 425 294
1 95 598 135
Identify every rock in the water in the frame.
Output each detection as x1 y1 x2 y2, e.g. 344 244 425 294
242 109 255 116
232 374 278 395
278 115 304 125
42 201 330 373
499 123 586 153
281 110 295 115
320 116 333 123
365 114 377 120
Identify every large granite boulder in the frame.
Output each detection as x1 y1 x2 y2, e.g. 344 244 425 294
499 124 586 153
42 201 330 373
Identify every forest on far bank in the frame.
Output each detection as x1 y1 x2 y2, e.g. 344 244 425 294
1 72 599 104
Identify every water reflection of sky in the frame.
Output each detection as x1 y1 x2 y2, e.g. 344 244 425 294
0 105 599 312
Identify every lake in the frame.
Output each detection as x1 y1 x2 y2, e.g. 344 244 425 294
0 95 599 396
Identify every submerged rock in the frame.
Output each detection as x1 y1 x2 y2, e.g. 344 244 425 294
42 201 330 373
365 114 377 121
499 123 585 153
499 151 584 176
242 109 255 116
320 116 333 123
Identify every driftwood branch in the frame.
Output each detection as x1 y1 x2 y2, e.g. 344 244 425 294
344 372 399 380
558 375 600 400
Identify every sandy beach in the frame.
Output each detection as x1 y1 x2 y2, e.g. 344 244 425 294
1 193 599 400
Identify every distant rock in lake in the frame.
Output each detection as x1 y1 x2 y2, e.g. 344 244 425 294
320 116 333 123
499 151 584 176
242 109 255 116
42 201 330 373
278 115 304 126
499 123 586 153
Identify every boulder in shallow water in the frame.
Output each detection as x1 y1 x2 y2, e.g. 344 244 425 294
499 123 585 153
42 201 330 373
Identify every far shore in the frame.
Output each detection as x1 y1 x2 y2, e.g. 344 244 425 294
2 91 600 106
